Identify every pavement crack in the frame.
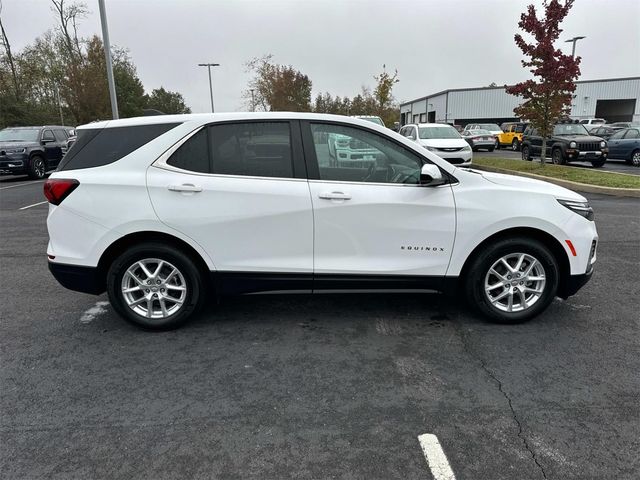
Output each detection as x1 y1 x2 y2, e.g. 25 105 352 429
455 324 548 480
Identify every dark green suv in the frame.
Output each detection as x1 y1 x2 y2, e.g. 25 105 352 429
520 122 608 167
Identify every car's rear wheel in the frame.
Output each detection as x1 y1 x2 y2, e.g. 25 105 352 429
521 145 532 160
629 149 640 167
465 237 559 323
511 139 520 151
551 148 565 165
28 155 46 179
107 243 204 330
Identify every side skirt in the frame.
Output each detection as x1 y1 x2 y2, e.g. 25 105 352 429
212 271 458 296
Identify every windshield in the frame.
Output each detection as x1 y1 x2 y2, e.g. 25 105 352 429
553 124 590 135
419 126 461 139
478 124 501 131
466 129 491 136
0 128 40 142
358 117 384 126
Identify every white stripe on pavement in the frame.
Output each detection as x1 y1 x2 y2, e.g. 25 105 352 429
0 180 44 190
80 301 110 324
19 200 48 210
418 434 456 480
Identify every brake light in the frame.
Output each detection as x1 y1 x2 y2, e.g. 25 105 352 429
43 179 79 205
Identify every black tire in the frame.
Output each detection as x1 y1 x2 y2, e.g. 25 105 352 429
106 243 205 330
521 145 532 161
511 139 520 151
551 148 566 165
464 237 559 324
488 147 495 152
590 158 606 168
495 142 501 150
628 149 640 167
27 155 46 179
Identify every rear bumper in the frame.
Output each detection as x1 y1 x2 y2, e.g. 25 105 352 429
48 261 105 295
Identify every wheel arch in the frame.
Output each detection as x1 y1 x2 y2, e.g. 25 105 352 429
458 226 572 297
96 231 212 291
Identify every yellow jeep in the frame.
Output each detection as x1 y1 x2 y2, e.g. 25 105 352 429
497 122 529 151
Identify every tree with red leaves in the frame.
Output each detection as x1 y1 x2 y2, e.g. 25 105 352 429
507 0 581 164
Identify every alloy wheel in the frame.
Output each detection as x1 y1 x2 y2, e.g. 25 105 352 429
484 253 546 313
34 158 45 178
632 151 640 167
121 258 187 319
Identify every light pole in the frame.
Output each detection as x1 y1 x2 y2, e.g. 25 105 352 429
565 36 586 58
97 0 118 119
250 89 255 112
198 63 220 112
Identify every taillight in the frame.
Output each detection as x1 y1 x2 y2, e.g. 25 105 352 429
43 178 79 205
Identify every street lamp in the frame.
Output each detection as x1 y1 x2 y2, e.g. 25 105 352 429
198 63 220 113
565 36 586 58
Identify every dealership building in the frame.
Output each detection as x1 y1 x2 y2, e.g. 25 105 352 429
399 76 640 127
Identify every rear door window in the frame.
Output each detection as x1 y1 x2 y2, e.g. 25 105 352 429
42 130 55 142
59 123 180 171
623 129 639 139
53 129 67 142
209 122 293 178
166 128 209 173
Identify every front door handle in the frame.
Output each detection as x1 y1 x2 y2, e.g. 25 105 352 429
168 183 203 193
318 191 351 200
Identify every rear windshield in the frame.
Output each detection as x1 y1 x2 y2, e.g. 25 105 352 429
58 123 180 171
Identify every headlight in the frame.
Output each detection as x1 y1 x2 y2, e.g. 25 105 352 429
600 141 606 148
7 148 26 154
424 145 436 151
569 141 577 148
462 145 472 152
557 199 594 221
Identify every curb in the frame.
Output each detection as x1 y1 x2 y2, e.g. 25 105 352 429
472 164 640 198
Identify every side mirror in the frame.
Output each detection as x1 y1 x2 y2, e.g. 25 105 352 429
420 164 446 186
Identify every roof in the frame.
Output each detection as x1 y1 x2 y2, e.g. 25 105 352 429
76 112 389 131
400 76 640 107
4 125 68 129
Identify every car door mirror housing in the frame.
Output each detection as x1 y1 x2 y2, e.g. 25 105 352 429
420 164 446 186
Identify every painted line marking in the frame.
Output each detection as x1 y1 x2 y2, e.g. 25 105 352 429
418 433 456 480
80 301 110 324
0 180 44 190
18 200 48 210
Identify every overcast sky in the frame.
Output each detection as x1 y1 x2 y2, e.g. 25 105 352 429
3 0 639 113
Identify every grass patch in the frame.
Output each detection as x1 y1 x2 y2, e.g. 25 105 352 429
474 157 640 189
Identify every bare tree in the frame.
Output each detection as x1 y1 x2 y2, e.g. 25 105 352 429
50 0 87 61
0 0 21 99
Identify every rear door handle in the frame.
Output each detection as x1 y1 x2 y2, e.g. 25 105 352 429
318 191 351 200
168 183 203 193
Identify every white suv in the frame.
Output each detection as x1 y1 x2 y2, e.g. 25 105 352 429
399 123 472 165
46 113 597 330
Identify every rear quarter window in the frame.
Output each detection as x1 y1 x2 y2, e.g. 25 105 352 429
58 123 180 171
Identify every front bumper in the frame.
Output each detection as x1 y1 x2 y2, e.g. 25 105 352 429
558 269 593 299
566 149 608 161
48 261 105 295
0 155 26 174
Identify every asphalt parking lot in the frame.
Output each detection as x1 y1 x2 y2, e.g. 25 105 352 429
484 148 640 175
1 175 639 480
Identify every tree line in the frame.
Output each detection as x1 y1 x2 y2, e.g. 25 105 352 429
244 55 400 127
0 0 190 129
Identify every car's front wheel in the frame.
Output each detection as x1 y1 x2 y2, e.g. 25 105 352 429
465 237 559 323
551 148 566 165
511 139 520 151
107 243 204 330
28 155 46 179
590 158 606 168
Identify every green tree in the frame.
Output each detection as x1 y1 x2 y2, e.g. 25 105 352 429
245 54 312 112
145 87 191 114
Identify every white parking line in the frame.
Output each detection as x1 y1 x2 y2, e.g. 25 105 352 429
0 180 44 190
80 301 110 324
18 200 48 210
418 434 456 480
